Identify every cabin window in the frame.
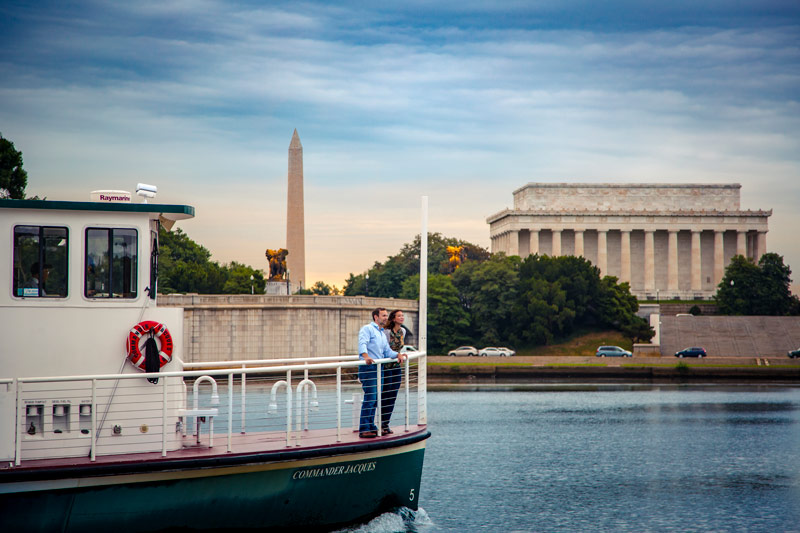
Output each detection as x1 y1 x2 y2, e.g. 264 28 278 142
13 226 69 298
85 228 138 298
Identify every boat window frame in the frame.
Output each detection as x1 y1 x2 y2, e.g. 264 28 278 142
12 225 70 299
149 226 158 300
84 227 139 299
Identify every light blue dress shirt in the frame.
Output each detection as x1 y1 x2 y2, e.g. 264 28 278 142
358 321 398 361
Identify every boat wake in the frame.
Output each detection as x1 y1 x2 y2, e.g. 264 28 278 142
333 507 434 532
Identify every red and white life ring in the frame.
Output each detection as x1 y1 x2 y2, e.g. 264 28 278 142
126 321 174 371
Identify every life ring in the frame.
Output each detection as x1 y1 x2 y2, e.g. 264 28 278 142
126 321 174 371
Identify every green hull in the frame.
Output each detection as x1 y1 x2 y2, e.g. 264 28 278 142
0 435 428 532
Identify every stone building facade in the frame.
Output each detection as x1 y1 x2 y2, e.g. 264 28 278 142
487 183 771 300
159 294 418 362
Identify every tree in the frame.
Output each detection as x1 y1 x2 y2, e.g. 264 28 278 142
514 276 574 345
512 255 599 344
297 281 340 295
157 226 265 294
511 254 651 346
401 273 470 353
595 276 653 343
158 227 217 293
0 134 28 199
452 254 520 346
343 233 489 297
221 262 265 294
716 254 800 315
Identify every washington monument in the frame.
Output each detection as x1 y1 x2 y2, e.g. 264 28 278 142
287 129 306 290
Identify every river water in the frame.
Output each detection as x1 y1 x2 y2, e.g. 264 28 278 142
342 384 800 532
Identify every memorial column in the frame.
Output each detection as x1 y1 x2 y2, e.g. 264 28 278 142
668 230 679 291
644 230 655 292
508 230 520 257
736 231 747 258
691 230 702 291
620 230 631 284
574 230 584 257
529 230 539 256
551 229 562 257
714 230 725 286
757 231 767 260
597 230 608 276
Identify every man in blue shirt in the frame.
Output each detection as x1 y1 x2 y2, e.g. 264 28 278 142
357 307 407 437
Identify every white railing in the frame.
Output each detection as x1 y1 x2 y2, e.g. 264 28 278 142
11 353 426 466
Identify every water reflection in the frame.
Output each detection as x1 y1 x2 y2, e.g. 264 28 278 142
416 385 800 533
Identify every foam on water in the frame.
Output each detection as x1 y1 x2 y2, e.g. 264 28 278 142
333 507 433 533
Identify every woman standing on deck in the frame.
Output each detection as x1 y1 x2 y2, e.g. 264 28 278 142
382 310 405 434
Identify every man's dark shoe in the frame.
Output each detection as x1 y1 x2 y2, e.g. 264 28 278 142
359 431 377 438
382 426 393 434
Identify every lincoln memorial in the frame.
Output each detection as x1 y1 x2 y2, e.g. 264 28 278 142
487 183 771 300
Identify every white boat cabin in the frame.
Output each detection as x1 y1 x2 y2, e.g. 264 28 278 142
0 198 195 463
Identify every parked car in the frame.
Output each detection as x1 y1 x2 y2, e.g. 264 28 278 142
498 347 516 357
399 345 418 354
478 347 506 357
595 346 632 357
448 346 478 357
675 347 707 358
788 348 800 359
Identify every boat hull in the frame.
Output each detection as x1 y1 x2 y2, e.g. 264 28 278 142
0 433 429 532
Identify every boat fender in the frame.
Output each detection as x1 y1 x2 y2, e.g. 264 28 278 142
127 321 174 375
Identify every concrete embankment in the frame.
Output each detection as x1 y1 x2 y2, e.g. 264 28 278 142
427 356 800 384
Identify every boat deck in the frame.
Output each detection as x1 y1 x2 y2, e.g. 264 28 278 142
1 424 429 474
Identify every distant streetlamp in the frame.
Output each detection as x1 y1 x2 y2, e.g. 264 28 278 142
286 270 290 296
365 273 369 297
250 274 254 295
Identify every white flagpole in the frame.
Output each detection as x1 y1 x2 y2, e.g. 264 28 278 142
418 196 428 425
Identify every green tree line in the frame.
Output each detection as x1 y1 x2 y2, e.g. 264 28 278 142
715 253 800 315
157 226 265 294
342 233 490 297
1 134 29 199
344 234 653 353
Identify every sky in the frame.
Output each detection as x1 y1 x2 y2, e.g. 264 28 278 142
1 1 799 290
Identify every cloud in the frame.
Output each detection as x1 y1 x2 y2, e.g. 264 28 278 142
1 1 799 285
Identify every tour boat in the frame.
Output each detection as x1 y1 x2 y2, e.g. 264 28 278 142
0 195 430 532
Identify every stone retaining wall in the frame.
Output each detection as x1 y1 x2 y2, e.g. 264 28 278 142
158 294 419 363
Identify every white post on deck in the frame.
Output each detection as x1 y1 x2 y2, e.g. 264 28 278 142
404 357 410 431
228 373 234 452
90 379 97 462
304 368 310 431
336 367 342 442
14 379 22 466
240 364 247 434
418 195 428 425
162 378 168 457
376 360 383 436
285 370 292 447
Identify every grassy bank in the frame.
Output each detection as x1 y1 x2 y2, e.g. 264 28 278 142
430 329 632 357
516 330 632 357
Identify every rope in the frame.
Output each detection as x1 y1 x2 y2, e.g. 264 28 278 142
92 289 153 453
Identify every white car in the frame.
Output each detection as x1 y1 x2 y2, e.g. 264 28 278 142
479 347 510 357
498 347 515 357
399 345 418 354
448 346 478 357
